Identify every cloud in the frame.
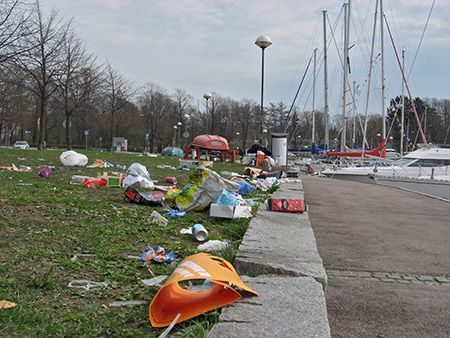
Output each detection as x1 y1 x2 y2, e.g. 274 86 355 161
39 0 450 105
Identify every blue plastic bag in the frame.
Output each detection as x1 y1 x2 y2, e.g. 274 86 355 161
235 180 254 195
215 189 239 206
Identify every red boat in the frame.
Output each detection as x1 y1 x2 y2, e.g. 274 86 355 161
327 138 386 158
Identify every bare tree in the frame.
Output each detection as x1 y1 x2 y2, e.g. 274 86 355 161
102 63 133 144
138 83 171 152
0 0 32 65
15 1 69 149
54 29 99 149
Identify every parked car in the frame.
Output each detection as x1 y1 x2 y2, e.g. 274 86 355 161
13 141 30 150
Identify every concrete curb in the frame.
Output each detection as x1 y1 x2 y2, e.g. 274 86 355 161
208 179 330 337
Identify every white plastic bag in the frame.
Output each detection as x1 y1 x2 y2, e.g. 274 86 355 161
122 163 154 190
60 150 88 167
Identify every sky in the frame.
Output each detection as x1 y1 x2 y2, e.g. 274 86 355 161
40 0 449 116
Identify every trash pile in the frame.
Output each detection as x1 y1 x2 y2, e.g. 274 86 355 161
31 150 288 332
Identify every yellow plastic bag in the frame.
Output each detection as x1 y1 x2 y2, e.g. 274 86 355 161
149 253 257 327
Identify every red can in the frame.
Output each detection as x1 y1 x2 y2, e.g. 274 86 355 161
165 176 177 184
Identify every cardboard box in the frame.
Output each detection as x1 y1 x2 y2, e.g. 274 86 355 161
209 203 252 219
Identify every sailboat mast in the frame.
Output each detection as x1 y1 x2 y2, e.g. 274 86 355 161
400 49 405 155
312 48 317 144
323 10 329 149
363 0 378 153
380 0 386 140
341 1 350 150
352 80 356 146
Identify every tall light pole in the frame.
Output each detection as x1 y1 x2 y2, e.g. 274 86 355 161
255 35 272 144
203 92 212 133
177 121 182 147
173 125 177 146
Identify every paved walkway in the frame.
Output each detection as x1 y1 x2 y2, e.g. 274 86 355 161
302 175 450 337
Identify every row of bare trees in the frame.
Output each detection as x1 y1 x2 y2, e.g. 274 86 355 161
1 0 449 152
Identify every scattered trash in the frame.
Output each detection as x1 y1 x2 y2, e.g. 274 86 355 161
280 178 301 183
0 164 32 172
38 165 52 179
148 211 169 227
215 189 240 206
153 185 174 192
142 275 168 286
70 253 96 262
141 246 174 264
141 151 159 157
17 183 33 186
220 171 240 178
158 313 181 338
156 165 176 170
165 176 177 184
83 178 107 189
109 300 147 307
124 187 164 206
123 163 154 190
60 150 88 167
126 255 141 260
96 171 124 187
175 168 240 211
87 159 126 169
267 198 306 213
71 175 95 185
149 253 257 328
234 179 255 195
197 240 231 252
209 203 252 219
0 300 17 309
68 279 107 291
167 208 186 218
178 159 213 170
180 224 208 242
243 167 262 179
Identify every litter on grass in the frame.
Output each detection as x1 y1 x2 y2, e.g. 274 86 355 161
123 163 154 190
197 240 231 252
87 159 126 169
70 253 96 262
0 300 17 309
109 300 147 307
149 253 257 328
38 165 52 179
60 150 88 167
148 211 169 227
141 246 174 264
142 275 168 286
68 279 108 291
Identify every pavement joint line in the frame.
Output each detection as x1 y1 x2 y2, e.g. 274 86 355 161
326 269 449 285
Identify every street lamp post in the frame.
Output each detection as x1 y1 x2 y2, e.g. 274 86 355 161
255 35 272 144
177 121 182 147
173 125 177 146
203 92 212 133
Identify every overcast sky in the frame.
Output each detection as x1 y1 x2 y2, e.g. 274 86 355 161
40 0 449 115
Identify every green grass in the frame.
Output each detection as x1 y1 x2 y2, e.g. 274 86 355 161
0 148 271 337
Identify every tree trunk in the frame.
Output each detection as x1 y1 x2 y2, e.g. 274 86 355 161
65 113 72 149
37 91 46 150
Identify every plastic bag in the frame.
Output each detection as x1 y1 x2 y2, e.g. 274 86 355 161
148 211 169 226
215 189 239 206
175 168 240 212
122 163 154 190
235 180 255 195
83 178 107 188
60 150 88 167
38 165 52 179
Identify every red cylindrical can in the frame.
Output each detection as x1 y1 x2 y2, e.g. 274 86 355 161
165 176 177 184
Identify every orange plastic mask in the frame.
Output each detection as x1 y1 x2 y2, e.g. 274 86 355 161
149 253 258 327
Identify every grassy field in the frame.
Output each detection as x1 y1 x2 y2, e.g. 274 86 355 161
0 148 268 337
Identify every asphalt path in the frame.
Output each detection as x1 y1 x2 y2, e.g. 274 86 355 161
302 175 450 337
